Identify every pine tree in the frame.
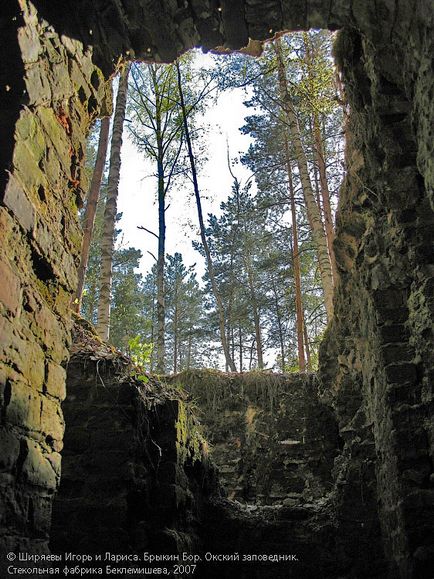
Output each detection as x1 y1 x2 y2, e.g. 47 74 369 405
274 38 334 321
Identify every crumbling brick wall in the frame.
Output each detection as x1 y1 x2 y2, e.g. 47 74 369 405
168 370 339 505
50 319 218 560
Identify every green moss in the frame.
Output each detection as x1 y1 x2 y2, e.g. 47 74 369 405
169 369 302 415
175 398 207 466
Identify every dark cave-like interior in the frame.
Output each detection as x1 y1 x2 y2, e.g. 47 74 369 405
0 2 433 578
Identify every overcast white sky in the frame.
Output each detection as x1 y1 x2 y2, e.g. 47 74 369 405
116 54 254 278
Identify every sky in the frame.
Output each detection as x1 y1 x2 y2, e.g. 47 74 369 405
115 53 254 279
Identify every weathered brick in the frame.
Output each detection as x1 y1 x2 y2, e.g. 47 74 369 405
20 440 58 490
5 381 44 432
3 176 35 233
0 257 21 314
0 430 21 472
40 397 64 447
45 362 66 401
381 344 415 365
385 363 417 385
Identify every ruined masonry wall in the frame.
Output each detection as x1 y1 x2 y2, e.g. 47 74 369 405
169 371 339 505
0 0 110 565
51 321 218 559
320 4 434 577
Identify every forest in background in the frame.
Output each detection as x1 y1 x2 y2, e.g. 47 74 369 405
75 31 345 374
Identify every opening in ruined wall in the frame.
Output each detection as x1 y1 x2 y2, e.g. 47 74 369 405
63 30 346 511
78 31 346 376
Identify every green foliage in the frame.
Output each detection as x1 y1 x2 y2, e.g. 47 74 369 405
128 335 153 372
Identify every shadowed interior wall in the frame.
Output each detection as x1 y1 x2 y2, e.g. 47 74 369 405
0 2 433 577
0 0 111 566
168 370 339 505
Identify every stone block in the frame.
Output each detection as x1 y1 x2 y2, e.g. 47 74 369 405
6 381 44 433
28 302 69 364
20 440 58 491
3 175 35 234
0 429 21 472
40 397 64 446
379 324 409 344
29 492 54 536
45 362 66 401
37 107 72 176
46 451 62 478
0 476 29 530
0 257 21 314
19 339 46 392
13 139 46 194
381 344 415 365
385 363 417 385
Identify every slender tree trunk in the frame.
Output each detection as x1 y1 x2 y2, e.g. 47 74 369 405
271 278 286 372
303 316 311 369
74 116 110 312
173 285 178 374
150 283 156 372
155 151 166 373
176 62 236 371
187 328 192 369
232 175 264 368
86 278 98 324
249 339 255 370
231 327 236 369
238 324 243 372
284 139 306 372
274 39 334 321
244 256 264 369
96 64 130 340
304 32 338 284
313 157 322 210
313 113 337 281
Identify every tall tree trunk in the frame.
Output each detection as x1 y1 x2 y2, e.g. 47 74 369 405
173 282 179 374
231 327 236 369
244 255 264 369
176 62 236 372
274 39 334 321
284 138 306 372
238 323 243 372
149 282 156 372
155 153 166 373
303 315 311 370
313 113 338 281
187 328 192 370
233 176 264 370
271 278 286 372
249 339 255 370
74 116 110 312
96 64 130 340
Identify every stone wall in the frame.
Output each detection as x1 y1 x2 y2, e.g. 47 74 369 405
319 6 434 577
51 318 219 560
167 370 339 505
0 1 111 568
53 323 342 578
